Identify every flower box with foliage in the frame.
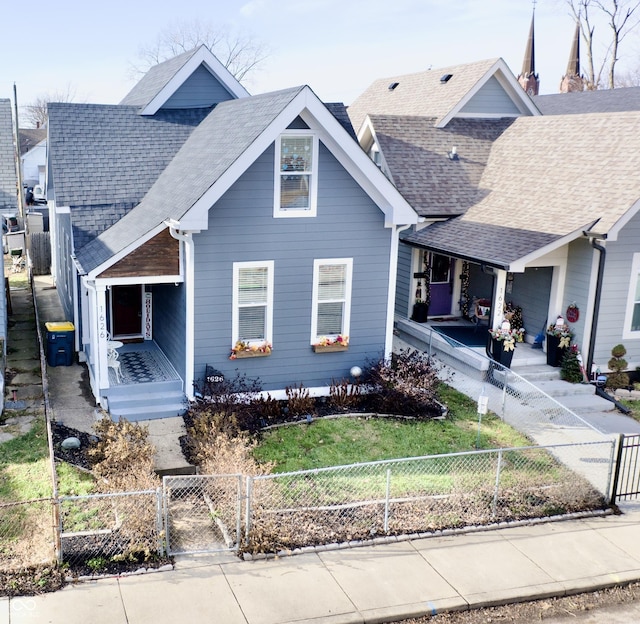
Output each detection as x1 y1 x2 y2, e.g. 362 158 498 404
546 317 572 367
312 335 349 353
229 341 272 359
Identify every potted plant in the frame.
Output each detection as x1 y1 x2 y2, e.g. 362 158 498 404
546 316 572 367
488 321 524 369
312 335 349 353
229 340 272 359
411 278 430 323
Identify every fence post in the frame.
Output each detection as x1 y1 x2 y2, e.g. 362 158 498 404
245 477 253 546
55 497 63 564
492 449 503 519
383 469 392 533
156 487 164 556
236 476 243 548
501 374 508 419
609 433 625 505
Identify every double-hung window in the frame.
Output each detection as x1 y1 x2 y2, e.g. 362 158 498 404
233 261 274 347
624 253 640 339
275 133 318 217
311 259 353 343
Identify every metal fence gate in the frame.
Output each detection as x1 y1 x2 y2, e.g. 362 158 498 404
163 475 243 555
612 434 640 502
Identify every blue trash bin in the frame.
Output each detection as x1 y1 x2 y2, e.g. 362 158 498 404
45 321 75 366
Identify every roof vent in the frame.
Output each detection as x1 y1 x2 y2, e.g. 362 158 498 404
388 82 399 91
440 74 453 83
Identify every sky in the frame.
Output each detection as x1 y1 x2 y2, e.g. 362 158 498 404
2 0 639 118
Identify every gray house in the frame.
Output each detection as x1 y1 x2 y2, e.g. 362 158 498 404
349 58 640 378
46 46 417 420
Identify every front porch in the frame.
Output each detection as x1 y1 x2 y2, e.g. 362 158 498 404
102 341 187 422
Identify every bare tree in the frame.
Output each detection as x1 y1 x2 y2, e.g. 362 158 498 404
564 0 640 89
131 19 269 83
22 85 79 128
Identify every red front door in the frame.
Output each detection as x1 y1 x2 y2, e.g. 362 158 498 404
111 285 142 337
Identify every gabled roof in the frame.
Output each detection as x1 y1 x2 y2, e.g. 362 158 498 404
367 115 513 218
533 87 640 115
0 99 18 214
119 45 249 114
405 110 640 268
75 86 417 275
19 127 46 155
48 104 211 209
348 58 539 133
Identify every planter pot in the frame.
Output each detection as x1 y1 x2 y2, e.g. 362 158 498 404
411 303 430 323
312 344 348 353
491 338 514 369
546 333 569 367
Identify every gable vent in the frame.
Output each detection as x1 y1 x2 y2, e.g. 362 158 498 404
440 74 453 83
388 82 399 91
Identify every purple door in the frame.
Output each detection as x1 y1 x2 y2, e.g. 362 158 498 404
429 254 452 315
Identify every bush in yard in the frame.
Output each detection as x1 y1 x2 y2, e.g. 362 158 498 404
88 418 159 492
328 377 362 411
364 349 442 418
607 344 630 390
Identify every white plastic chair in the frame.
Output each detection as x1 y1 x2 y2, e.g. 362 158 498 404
108 348 122 382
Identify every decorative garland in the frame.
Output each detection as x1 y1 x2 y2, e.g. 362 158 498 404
460 262 470 318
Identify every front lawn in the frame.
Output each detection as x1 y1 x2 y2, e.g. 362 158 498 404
253 384 532 472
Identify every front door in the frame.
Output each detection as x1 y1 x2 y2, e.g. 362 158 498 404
111 285 142 338
429 253 452 316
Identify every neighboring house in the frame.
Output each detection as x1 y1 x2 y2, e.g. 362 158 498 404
46 46 417 420
0 98 19 411
19 127 46 190
349 58 640 378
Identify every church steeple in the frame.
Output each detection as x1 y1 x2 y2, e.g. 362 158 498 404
517 9 540 96
560 22 585 92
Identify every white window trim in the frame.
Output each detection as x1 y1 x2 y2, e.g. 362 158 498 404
232 260 274 347
623 252 640 340
273 131 319 218
310 258 353 344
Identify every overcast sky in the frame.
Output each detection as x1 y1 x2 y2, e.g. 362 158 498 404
2 0 638 114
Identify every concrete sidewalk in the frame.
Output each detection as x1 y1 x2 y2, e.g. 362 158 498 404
3 504 640 623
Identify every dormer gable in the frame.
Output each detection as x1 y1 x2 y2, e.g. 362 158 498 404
120 45 249 115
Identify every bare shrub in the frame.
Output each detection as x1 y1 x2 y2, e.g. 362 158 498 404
88 418 159 493
328 378 362 411
285 383 315 417
365 349 441 417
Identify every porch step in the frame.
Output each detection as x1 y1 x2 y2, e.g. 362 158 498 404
105 381 187 422
513 364 562 382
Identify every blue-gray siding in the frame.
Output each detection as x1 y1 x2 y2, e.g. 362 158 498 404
395 242 412 317
564 238 593 354
192 142 392 390
56 212 75 323
151 283 187 382
162 65 234 109
510 267 552 338
597 212 640 367
460 76 521 116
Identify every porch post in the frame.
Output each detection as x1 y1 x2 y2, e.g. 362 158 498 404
95 283 110 391
491 270 508 329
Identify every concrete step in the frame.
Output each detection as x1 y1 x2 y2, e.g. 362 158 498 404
109 400 187 422
513 364 562 382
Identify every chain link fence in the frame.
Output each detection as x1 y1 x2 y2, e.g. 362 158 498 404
244 439 613 553
164 475 242 555
0 499 57 571
58 490 163 568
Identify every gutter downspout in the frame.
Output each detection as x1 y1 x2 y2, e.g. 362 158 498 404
586 236 605 379
386 223 413 358
168 223 195 400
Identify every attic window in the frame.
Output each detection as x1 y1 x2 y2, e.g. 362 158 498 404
388 82 399 91
440 74 453 83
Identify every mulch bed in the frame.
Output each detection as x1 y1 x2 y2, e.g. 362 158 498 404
51 422 96 471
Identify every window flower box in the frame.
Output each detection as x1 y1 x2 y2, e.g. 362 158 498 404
229 341 272 360
312 335 349 353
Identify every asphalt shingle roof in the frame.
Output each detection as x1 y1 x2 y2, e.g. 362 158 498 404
0 99 18 214
533 87 640 115
371 115 513 217
119 47 200 108
347 58 502 133
48 103 211 210
75 86 306 273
